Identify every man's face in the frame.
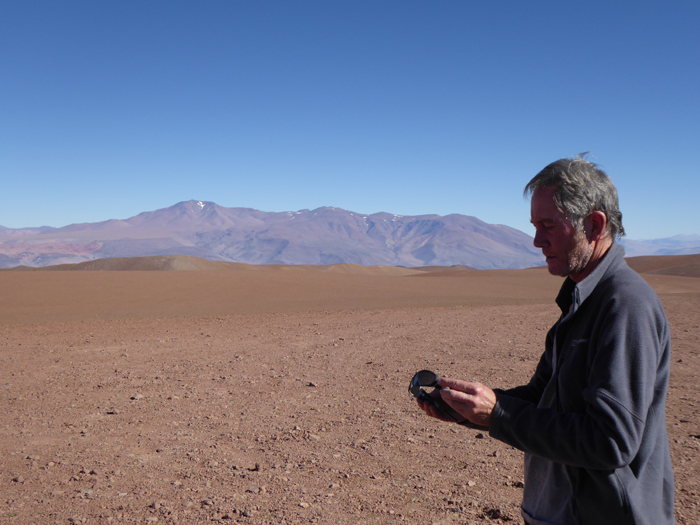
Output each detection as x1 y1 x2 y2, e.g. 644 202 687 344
530 187 593 279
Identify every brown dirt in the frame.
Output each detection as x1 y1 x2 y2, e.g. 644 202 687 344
1 258 699 524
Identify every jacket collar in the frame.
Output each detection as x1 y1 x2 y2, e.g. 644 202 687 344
555 242 626 315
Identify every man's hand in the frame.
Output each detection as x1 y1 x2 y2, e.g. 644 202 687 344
416 377 497 428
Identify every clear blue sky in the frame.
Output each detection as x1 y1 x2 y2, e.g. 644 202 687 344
2 1 698 240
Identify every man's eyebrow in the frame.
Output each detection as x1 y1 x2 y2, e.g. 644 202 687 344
531 217 555 225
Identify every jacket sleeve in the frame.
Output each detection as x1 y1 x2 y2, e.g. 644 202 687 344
489 283 668 470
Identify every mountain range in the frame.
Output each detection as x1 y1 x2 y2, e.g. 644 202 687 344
619 234 700 257
0 201 544 270
2 200 698 270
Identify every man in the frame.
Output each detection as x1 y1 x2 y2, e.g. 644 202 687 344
417 156 675 525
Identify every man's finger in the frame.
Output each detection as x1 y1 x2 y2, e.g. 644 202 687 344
438 377 478 394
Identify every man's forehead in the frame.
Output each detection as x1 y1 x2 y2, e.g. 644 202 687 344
530 187 566 221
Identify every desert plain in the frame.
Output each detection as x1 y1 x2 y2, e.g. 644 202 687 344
1 255 699 525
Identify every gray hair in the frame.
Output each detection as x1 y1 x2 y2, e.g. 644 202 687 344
524 155 625 239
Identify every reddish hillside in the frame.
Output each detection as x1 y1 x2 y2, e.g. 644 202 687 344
626 254 700 278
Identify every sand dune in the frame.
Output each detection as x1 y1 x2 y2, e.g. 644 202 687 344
9 255 467 276
12 252 700 277
2 254 699 325
0 265 563 325
626 253 700 277
8 255 247 272
15 252 700 276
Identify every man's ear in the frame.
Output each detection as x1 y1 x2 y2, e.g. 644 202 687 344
584 211 608 242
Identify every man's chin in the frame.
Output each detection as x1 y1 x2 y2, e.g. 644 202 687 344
545 260 567 277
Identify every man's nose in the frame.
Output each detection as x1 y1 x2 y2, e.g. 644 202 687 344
533 230 546 248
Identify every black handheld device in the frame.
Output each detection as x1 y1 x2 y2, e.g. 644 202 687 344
409 370 465 423
409 370 488 430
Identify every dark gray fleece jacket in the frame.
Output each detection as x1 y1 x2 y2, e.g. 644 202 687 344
490 243 675 525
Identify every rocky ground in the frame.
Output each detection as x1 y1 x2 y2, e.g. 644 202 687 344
2 257 699 525
2 293 699 524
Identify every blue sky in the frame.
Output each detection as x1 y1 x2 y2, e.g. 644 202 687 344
2 1 698 240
